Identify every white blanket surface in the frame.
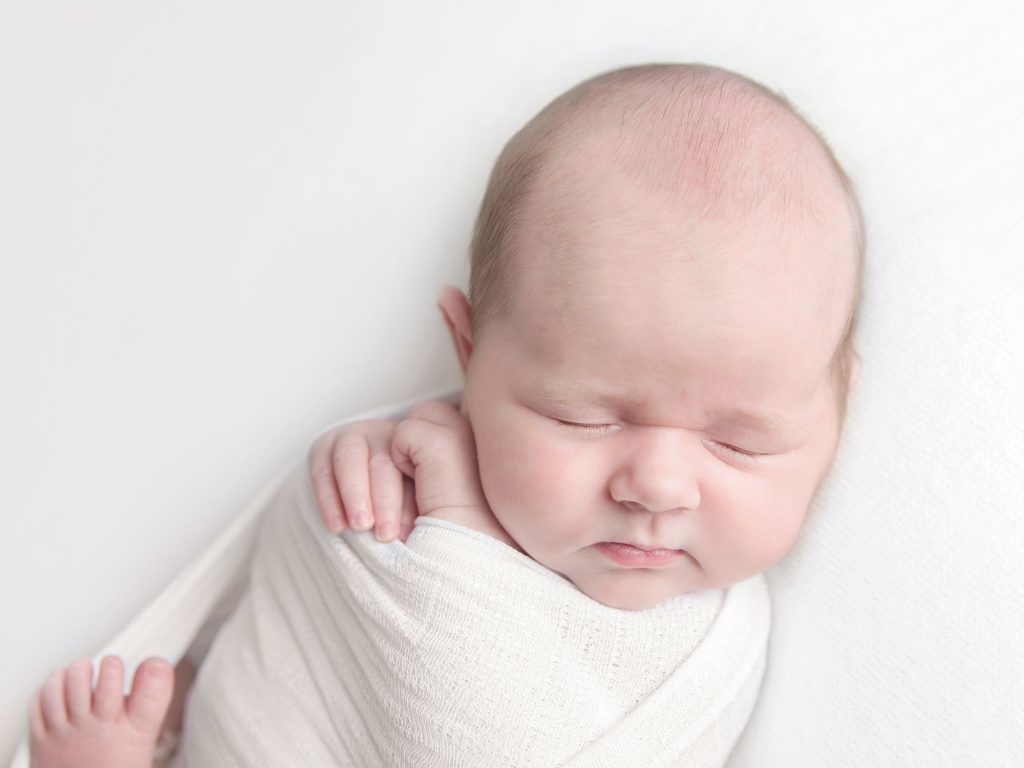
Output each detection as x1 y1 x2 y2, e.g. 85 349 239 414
176 463 770 767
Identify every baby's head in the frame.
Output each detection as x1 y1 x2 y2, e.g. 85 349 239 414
439 63 863 609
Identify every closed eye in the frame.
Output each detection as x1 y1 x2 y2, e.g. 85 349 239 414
553 419 616 434
709 441 765 462
554 418 770 461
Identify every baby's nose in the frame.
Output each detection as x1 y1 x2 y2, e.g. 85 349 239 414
608 429 701 514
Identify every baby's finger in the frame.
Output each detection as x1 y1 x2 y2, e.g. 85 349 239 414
408 399 464 428
397 476 418 541
388 418 419 482
309 435 347 533
335 432 373 531
368 431 403 542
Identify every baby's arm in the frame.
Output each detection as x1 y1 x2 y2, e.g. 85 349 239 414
308 401 516 548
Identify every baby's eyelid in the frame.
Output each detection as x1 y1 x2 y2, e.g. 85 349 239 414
553 419 770 459
709 440 766 461
553 418 617 431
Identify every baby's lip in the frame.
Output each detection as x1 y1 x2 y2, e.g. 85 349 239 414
595 541 688 568
607 540 683 553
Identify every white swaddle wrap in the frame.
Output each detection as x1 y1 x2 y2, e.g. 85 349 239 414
176 463 770 767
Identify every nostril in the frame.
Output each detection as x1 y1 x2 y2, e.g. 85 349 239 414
619 499 694 515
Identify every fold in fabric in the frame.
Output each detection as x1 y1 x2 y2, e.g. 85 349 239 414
176 463 770 767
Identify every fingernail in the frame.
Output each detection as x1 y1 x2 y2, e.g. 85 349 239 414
351 510 370 530
377 523 396 541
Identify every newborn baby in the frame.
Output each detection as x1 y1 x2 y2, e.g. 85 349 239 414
29 61 862 767
311 64 863 610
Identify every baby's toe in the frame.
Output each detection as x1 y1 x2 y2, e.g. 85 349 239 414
126 658 174 733
39 667 68 731
65 659 93 723
93 656 125 721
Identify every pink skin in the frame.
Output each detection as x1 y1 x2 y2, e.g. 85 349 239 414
29 656 174 768
312 161 859 613
437 162 859 610
309 419 421 541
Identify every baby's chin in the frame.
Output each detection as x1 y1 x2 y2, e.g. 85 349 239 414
570 568 704 611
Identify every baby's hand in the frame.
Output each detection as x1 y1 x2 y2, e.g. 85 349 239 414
308 418 418 542
308 400 501 544
388 400 496 531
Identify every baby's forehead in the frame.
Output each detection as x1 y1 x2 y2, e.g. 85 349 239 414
521 150 850 296
509 163 854 382
516 93 856 305
548 111 837 236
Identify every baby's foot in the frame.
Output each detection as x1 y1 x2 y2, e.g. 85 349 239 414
29 655 174 768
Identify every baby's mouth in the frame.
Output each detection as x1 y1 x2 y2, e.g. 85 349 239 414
594 541 688 568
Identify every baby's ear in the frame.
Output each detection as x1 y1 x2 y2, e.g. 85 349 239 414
437 285 473 373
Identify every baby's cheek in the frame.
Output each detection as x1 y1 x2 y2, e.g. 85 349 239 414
475 426 544 505
495 427 562 488
701 482 806 575
745 505 807 570
480 431 572 526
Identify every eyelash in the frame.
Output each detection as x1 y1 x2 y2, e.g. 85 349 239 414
554 419 616 434
710 442 763 462
553 419 763 462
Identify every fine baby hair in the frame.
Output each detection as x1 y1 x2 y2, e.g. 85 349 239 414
468 63 863 416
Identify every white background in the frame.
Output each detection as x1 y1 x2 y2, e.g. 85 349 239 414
2 0 1022 763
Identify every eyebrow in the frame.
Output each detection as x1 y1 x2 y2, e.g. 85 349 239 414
710 407 805 437
537 384 643 410
538 384 803 437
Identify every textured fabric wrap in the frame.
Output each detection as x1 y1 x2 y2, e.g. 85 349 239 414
177 463 770 768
